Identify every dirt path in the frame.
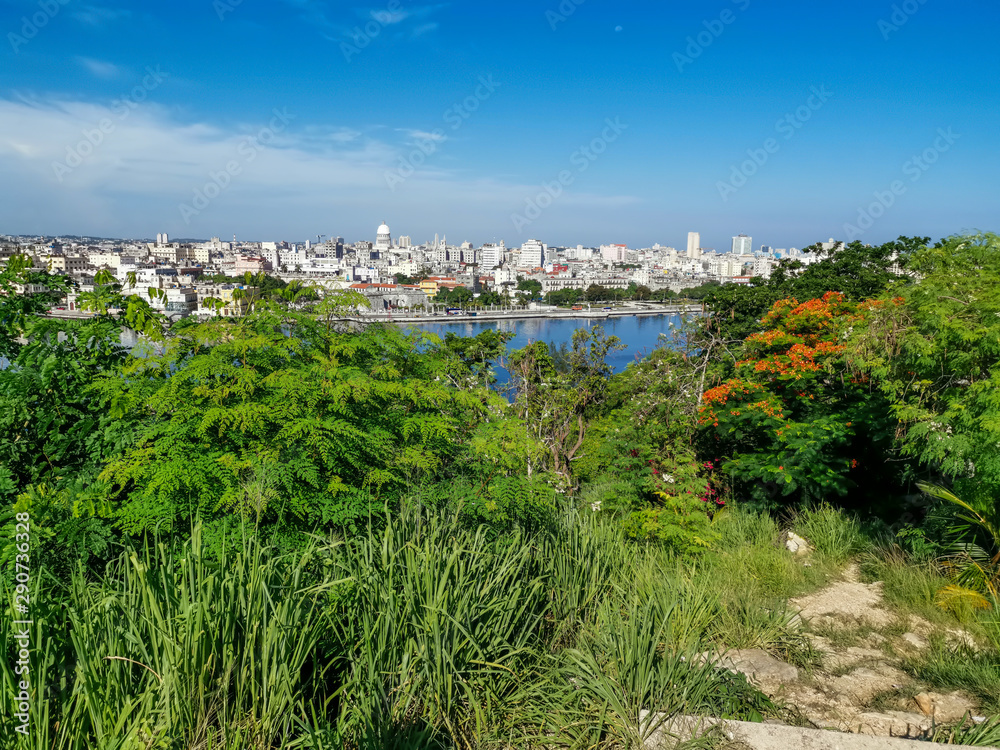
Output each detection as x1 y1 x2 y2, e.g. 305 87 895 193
723 564 983 739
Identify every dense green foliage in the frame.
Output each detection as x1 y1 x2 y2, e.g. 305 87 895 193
2 505 846 749
3 232 1000 746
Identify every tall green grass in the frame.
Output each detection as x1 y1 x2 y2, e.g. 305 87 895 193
2 506 819 748
2 527 338 750
793 504 871 567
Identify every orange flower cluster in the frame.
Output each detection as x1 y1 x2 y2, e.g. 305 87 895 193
747 398 785 420
700 292 879 434
699 380 765 427
746 328 804 349
759 292 853 345
742 341 847 378
702 379 761 406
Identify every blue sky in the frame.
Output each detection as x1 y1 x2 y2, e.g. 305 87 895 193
1 0 997 250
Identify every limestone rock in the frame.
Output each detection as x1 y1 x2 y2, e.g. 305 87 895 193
791 570 894 629
901 632 929 651
829 666 911 706
642 714 990 749
716 649 799 694
913 691 977 723
914 693 933 716
784 531 812 556
850 710 932 738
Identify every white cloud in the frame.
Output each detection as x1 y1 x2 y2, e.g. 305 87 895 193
71 5 131 26
279 0 447 41
75 57 122 79
400 129 447 143
0 96 639 241
410 22 439 37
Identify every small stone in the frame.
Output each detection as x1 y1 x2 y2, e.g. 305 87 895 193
716 649 799 695
914 692 933 716
830 666 911 706
784 531 811 556
931 691 977 723
901 632 928 650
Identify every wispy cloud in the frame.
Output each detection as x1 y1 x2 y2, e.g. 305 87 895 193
0 95 638 239
279 0 447 42
328 127 363 143
71 4 132 27
75 57 122 79
400 128 447 143
410 22 438 37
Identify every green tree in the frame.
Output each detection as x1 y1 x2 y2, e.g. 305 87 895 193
508 326 625 481
698 292 903 509
517 279 543 297
545 288 583 307
701 238 922 342
856 233 1000 509
437 286 474 307
0 253 74 359
90 305 502 539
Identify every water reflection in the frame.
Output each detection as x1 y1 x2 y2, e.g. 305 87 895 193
408 313 690 377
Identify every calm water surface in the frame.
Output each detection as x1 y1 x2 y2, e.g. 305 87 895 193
406 313 690 375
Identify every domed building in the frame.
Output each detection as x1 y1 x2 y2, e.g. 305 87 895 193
376 221 392 252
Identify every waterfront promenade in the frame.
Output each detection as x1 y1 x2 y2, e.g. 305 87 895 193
350 302 702 325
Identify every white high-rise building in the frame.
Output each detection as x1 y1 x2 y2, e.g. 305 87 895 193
376 222 392 252
600 244 629 263
732 234 752 255
397 235 412 249
520 239 545 268
480 242 504 269
687 232 701 259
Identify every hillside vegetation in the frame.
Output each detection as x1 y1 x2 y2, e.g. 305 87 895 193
1 233 998 748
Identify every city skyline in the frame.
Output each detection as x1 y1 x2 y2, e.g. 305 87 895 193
1 0 997 248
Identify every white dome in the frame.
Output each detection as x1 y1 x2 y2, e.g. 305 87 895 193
377 223 391 235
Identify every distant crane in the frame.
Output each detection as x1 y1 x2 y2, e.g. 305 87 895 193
317 234 326 244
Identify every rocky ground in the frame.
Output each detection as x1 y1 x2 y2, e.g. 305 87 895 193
715 561 986 741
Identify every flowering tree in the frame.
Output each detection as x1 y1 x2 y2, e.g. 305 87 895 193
698 292 902 508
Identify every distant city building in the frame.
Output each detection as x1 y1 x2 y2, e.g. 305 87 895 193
376 222 392 252
480 242 505 269
520 239 545 268
600 244 629 263
732 234 752 255
687 232 701 259
397 235 412 248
